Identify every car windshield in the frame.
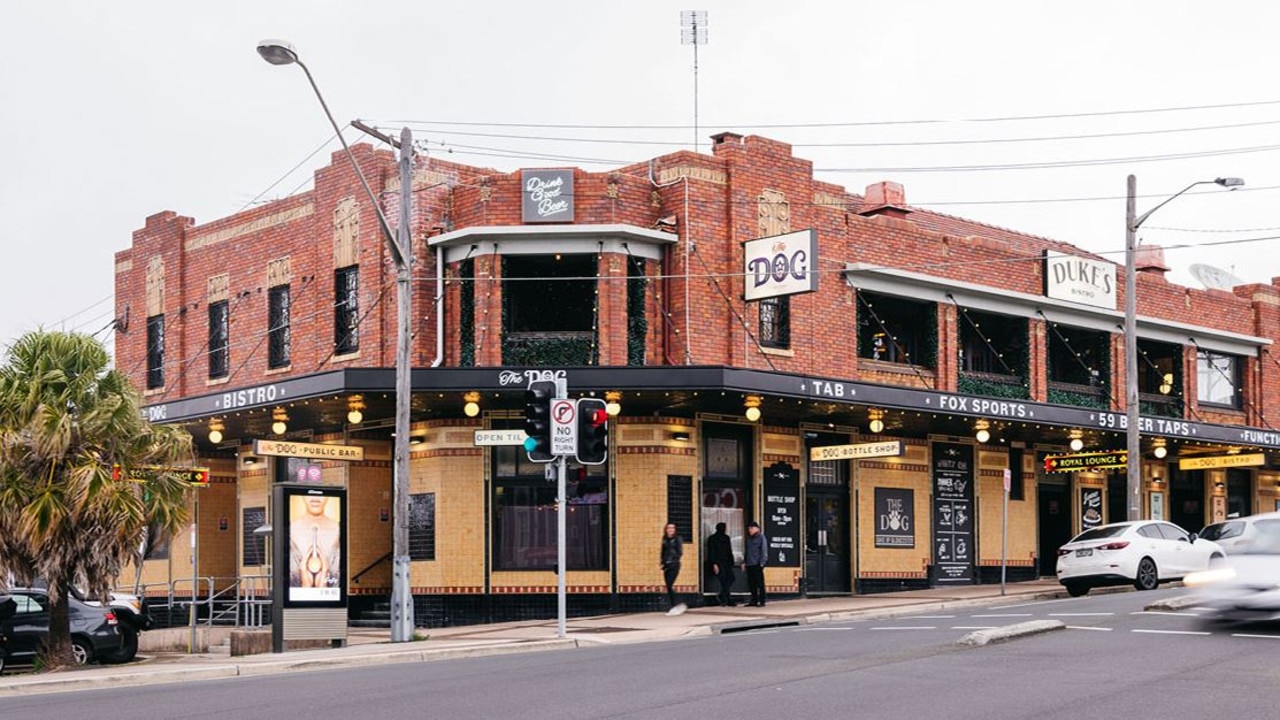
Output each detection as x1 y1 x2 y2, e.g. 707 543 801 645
1236 519 1280 555
1072 526 1128 542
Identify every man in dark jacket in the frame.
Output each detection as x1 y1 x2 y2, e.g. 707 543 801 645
706 522 736 606
743 521 769 607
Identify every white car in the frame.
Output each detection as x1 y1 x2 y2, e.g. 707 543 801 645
1187 514 1280 623
1056 520 1225 597
1198 511 1280 553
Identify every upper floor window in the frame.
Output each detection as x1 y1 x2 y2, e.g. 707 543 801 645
1046 324 1108 386
208 300 229 379
334 266 359 356
503 255 595 333
857 291 936 368
145 314 165 389
957 308 1027 378
759 296 790 349
1138 340 1182 396
1197 350 1242 408
268 284 291 369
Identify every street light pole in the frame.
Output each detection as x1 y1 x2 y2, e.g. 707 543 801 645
1123 175 1244 521
257 40 415 640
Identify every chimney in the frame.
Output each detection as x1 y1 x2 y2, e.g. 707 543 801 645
859 181 911 218
1134 243 1170 276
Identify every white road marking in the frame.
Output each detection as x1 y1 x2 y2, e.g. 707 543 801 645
990 598 1079 610
870 626 937 631
951 626 997 630
1231 633 1280 640
972 613 1034 618
794 627 853 632
1132 629 1210 636
912 615 957 619
1067 626 1113 631
1132 611 1201 617
1049 612 1114 617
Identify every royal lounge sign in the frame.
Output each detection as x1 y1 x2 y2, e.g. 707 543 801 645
743 229 818 301
1043 251 1116 310
521 169 574 223
1044 450 1128 473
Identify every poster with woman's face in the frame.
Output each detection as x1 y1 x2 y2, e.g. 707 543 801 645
287 493 343 602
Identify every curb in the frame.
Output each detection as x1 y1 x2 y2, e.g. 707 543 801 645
0 639 577 697
957 620 1066 646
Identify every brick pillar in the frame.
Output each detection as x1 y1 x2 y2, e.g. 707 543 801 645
475 253 503 367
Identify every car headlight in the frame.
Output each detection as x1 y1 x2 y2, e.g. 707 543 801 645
1184 567 1237 587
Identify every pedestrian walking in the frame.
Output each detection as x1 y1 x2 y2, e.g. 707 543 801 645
660 523 686 615
743 521 768 607
707 521 736 606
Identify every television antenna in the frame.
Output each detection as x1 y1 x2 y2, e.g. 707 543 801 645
680 10 708 152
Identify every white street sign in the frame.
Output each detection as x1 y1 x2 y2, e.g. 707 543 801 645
474 429 528 447
551 398 578 457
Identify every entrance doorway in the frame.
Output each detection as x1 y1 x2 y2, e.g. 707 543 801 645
1037 480 1071 577
1170 468 1206 532
700 423 753 600
805 488 850 594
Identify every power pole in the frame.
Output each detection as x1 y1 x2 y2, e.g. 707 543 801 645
391 126 416 641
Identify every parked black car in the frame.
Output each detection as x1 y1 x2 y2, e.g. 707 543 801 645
69 586 151 664
0 588 123 672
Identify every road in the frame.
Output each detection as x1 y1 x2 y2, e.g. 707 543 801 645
3 587 1277 719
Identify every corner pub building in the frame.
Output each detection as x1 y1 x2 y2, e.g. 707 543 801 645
114 131 1280 626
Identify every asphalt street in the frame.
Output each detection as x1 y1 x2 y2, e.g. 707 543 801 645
4 587 1278 719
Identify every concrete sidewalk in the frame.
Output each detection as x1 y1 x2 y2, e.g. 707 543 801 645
0 579 1075 697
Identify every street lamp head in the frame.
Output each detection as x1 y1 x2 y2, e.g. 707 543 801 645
257 39 299 66
1214 177 1245 189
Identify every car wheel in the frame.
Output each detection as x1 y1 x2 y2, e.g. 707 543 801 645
1065 582 1090 597
1209 553 1225 567
1133 557 1159 591
104 629 138 664
71 639 92 666
0 650 6 675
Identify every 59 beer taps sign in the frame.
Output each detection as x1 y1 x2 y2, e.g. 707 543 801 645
742 229 818 301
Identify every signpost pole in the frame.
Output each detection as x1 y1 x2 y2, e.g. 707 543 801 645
554 378 568 640
189 489 199 653
1001 468 1010 596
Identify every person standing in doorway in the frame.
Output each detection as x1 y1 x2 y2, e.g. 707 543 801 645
743 521 769 607
660 523 686 615
707 522 736 606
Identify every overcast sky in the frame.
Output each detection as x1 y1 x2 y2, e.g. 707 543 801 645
5 1 1280 355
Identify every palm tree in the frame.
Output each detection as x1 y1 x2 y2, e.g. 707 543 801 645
0 330 192 669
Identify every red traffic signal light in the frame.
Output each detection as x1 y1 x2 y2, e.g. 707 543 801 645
575 398 608 465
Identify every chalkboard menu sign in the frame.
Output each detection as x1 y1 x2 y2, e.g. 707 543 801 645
763 462 800 567
1080 487 1103 531
931 442 975 584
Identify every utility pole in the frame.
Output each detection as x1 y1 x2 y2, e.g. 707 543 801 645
391 126 415 641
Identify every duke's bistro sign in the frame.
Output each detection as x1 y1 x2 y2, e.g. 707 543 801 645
521 169 574 223
1043 251 1116 310
253 439 365 462
743 229 818 301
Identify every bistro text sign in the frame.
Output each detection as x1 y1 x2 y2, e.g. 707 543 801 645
1178 453 1266 471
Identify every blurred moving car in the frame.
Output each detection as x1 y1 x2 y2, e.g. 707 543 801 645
1187 513 1280 623
70 587 151 664
0 588 122 671
1056 520 1225 597
1198 512 1280 553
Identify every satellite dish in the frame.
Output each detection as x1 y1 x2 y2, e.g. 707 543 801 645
1189 263 1244 291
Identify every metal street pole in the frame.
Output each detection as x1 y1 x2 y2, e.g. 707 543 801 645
557 454 567 639
1124 175 1141 521
1124 175 1243 521
257 40 415 640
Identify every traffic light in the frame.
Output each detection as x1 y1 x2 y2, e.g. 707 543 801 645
576 398 609 465
523 380 556 462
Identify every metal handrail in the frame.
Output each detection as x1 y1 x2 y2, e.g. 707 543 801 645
122 575 276 628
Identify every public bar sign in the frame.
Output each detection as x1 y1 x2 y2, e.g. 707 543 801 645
521 169 574 223
1178 453 1266 471
1043 251 1117 310
1044 450 1128 473
253 440 365 462
474 429 529 446
809 440 903 462
742 229 818 301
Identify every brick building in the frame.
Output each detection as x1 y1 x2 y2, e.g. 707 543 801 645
114 132 1280 625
